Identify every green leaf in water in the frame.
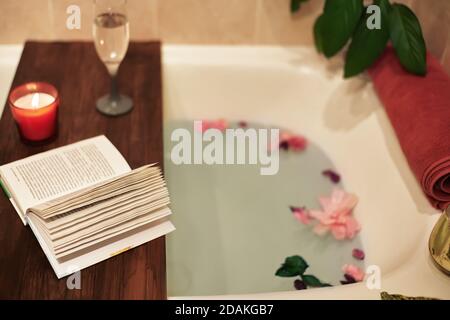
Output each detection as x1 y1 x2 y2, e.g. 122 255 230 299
275 255 309 277
301 274 332 287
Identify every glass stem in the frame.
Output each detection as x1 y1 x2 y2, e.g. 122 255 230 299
110 74 119 101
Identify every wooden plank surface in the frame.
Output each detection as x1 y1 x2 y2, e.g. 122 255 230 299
0 41 166 299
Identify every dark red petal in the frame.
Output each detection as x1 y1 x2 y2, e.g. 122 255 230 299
322 169 341 184
352 248 365 260
344 274 356 283
279 141 290 150
294 279 307 290
290 206 306 213
238 121 248 128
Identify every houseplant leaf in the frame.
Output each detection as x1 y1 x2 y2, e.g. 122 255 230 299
375 0 392 15
275 255 309 277
389 3 427 75
313 15 325 54
314 0 364 58
344 1 390 77
290 0 309 13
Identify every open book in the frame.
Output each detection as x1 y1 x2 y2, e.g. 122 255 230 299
0 136 175 278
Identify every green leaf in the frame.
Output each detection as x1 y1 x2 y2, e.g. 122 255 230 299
313 15 325 54
275 256 308 277
389 4 427 76
314 0 364 58
323 0 357 13
375 0 392 15
301 274 332 287
290 0 309 13
344 3 390 78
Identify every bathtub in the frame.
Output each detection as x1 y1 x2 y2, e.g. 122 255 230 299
0 44 448 299
162 45 450 299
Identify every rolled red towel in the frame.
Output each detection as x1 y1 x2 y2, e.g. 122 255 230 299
369 47 450 210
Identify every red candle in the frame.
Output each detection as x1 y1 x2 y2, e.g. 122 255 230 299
8 82 59 141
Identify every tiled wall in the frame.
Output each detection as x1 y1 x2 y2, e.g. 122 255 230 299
1 0 449 69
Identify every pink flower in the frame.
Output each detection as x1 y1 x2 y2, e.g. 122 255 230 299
288 135 308 151
290 206 311 225
279 131 308 152
309 188 360 240
342 264 365 282
200 119 229 132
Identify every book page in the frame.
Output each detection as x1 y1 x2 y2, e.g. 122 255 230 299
26 164 171 257
0 136 131 218
27 215 175 278
32 165 159 218
53 208 172 259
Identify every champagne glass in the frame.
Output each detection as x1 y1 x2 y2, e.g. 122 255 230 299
93 0 133 116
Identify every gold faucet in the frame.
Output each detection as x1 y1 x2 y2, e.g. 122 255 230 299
429 206 450 275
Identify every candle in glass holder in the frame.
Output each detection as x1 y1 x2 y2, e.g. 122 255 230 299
9 82 59 141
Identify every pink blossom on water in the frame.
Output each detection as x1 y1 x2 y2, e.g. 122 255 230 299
342 264 365 282
279 131 308 152
290 206 311 225
199 119 229 132
309 188 360 240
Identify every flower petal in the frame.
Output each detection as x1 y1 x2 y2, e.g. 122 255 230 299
342 264 365 282
279 131 308 152
322 170 341 184
238 121 248 128
331 224 347 240
344 217 361 239
200 119 229 132
313 223 330 236
288 135 308 151
352 248 365 260
306 189 361 241
290 206 311 225
308 209 328 223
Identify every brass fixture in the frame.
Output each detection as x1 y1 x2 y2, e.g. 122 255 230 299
380 291 439 300
429 206 450 275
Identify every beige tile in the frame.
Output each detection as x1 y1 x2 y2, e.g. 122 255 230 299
158 0 258 44
127 0 158 40
255 0 322 45
409 0 450 60
2 0 450 49
0 0 53 43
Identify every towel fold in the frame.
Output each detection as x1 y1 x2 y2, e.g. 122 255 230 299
369 47 450 210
